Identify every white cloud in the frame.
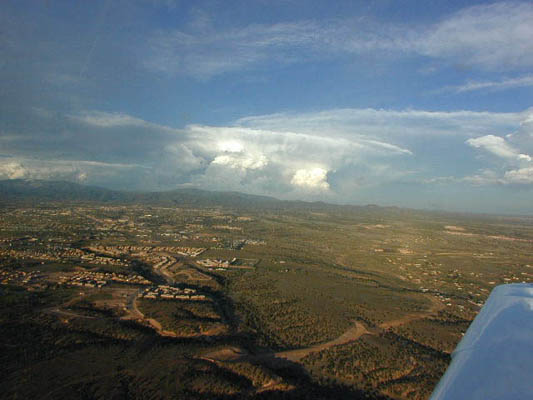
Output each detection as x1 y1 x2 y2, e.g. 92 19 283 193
422 176 458 185
465 110 533 167
144 17 405 78
504 167 533 184
144 20 332 78
234 107 532 189
212 153 268 170
186 122 410 165
142 0 179 9
185 123 400 161
508 108 533 155
237 108 522 140
5 107 415 195
444 75 533 93
144 2 533 78
416 2 533 70
466 135 524 161
462 169 503 186
70 111 181 136
0 161 27 179
463 167 533 185
464 111 533 185
71 112 147 128
291 167 330 191
218 140 244 153
0 158 148 185
4 105 532 196
180 121 415 197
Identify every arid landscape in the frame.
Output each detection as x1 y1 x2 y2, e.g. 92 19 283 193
2 184 532 399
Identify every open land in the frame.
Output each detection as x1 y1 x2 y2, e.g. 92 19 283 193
1 201 533 399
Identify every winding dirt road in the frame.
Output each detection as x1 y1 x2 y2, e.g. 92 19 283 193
275 321 371 362
379 294 445 330
206 292 443 365
121 288 179 337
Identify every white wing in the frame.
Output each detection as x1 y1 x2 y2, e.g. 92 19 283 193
430 283 533 400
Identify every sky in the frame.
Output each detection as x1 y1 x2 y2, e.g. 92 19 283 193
1 0 532 214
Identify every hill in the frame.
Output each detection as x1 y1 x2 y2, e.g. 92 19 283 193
0 179 509 219
0 179 287 209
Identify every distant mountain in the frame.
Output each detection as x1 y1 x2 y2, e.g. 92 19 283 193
0 179 517 219
0 179 424 215
0 179 286 209
136 187 285 209
0 179 124 202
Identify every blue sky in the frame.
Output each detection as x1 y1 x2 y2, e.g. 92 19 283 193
1 0 532 214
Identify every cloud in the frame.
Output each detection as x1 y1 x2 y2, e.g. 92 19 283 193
1 106 417 196
237 108 522 141
70 111 151 128
10 110 187 164
422 176 458 185
0 108 203 189
465 108 533 165
235 107 532 189
503 167 533 184
141 0 180 9
416 2 533 70
466 135 527 162
291 168 330 191
0 161 27 179
144 16 408 78
182 123 410 195
211 153 268 170
465 110 533 185
0 158 144 184
3 105 532 197
444 75 533 93
143 20 331 78
186 122 410 159
463 167 533 185
507 109 533 155
462 169 503 186
143 2 533 78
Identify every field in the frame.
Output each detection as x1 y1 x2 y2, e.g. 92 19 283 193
1 202 532 399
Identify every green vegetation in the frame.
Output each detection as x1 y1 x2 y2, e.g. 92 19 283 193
138 299 225 336
303 332 450 400
390 312 470 354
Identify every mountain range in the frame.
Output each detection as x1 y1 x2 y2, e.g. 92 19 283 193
0 179 289 209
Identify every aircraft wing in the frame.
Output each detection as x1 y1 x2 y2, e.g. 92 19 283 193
430 283 533 399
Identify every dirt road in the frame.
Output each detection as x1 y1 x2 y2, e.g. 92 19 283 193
275 321 370 362
379 294 445 330
207 292 443 365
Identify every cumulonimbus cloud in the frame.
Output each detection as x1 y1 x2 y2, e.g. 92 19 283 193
291 168 330 191
3 106 532 195
0 107 416 195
